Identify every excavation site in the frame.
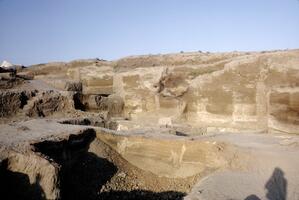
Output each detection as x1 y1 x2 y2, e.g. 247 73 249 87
1 50 299 200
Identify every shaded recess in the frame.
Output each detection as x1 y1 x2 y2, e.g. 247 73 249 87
32 129 113 199
19 91 29 109
60 118 105 127
98 190 186 200
73 92 86 111
59 117 118 130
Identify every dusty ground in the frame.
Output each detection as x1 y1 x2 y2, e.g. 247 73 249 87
1 50 299 199
185 133 299 200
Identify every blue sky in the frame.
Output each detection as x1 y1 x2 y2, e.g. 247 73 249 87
0 0 299 65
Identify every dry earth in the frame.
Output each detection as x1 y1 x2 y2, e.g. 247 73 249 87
0 49 299 200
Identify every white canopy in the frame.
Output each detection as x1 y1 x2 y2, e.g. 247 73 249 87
0 60 14 68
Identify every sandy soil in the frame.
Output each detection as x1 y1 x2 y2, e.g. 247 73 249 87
185 133 299 200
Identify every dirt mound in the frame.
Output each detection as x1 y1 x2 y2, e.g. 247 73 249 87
0 76 27 89
0 90 36 117
64 81 82 92
26 91 73 117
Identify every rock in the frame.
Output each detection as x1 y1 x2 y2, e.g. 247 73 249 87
117 172 127 178
64 81 82 92
67 65 114 95
25 91 73 117
158 117 172 127
0 90 35 117
157 70 189 97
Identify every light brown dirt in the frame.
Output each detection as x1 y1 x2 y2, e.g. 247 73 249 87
1 49 299 200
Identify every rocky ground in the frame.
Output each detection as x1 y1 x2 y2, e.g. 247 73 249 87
0 49 299 200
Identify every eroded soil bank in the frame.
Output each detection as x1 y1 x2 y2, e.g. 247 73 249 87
1 50 299 199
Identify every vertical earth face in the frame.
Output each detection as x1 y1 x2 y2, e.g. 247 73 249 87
1 49 299 199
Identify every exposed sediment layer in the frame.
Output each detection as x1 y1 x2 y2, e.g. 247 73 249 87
17 50 299 134
0 119 242 199
1 50 299 199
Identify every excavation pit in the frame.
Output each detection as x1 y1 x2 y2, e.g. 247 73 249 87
29 128 202 200
0 118 258 200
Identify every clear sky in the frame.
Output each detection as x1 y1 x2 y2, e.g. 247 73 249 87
0 0 299 65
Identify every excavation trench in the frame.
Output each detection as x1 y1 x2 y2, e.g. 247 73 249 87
0 120 237 200
30 128 206 200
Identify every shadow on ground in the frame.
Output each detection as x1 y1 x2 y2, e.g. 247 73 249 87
61 150 186 200
245 167 287 200
98 190 186 200
61 152 117 200
0 159 46 200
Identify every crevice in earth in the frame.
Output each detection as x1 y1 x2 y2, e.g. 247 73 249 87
59 117 118 130
73 92 86 111
19 91 29 109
